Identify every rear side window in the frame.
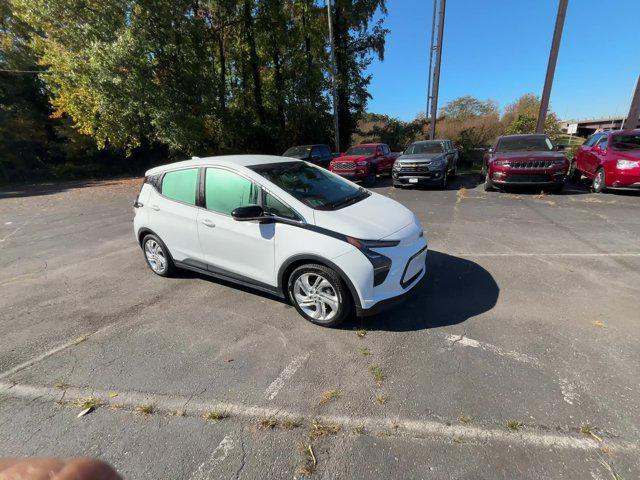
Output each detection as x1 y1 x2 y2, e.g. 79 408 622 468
205 168 260 215
161 169 198 205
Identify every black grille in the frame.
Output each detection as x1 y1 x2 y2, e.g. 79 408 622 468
398 164 430 173
509 160 555 169
505 174 551 183
332 161 356 170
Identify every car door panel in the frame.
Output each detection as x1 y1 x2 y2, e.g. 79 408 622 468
148 169 201 262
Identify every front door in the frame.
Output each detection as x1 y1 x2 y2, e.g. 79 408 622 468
197 167 276 286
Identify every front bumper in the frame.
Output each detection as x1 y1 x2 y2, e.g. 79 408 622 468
357 271 426 317
609 169 640 189
392 170 444 185
491 169 566 185
331 169 368 180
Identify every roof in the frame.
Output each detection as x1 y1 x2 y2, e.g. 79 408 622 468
145 155 293 176
498 133 549 138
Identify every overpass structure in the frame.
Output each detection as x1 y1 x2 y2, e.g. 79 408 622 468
560 116 640 138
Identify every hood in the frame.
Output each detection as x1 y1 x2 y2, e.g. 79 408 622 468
334 155 373 163
284 153 309 160
313 192 417 240
396 153 444 162
493 151 566 161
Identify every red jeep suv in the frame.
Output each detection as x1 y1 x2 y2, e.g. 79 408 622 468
482 134 568 192
329 143 399 186
569 129 640 193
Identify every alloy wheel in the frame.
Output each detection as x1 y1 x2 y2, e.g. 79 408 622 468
293 273 339 322
145 239 167 273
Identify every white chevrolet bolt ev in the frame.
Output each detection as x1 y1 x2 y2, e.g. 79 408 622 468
133 155 428 327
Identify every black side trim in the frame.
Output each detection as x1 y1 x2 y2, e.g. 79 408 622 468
357 272 425 317
175 259 282 297
400 245 427 289
277 254 362 308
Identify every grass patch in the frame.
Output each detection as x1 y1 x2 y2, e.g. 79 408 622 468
281 418 301 430
355 328 367 338
507 419 523 431
592 320 606 328
358 346 371 356
135 403 154 416
258 418 278 430
459 415 473 425
170 409 186 417
580 424 602 442
369 365 384 386
353 423 366 434
309 418 341 439
319 389 341 405
204 409 229 421
296 444 316 477
375 393 387 405
73 397 102 410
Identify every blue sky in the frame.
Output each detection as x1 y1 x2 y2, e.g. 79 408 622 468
365 0 640 122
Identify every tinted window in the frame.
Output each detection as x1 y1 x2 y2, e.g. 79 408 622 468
283 146 311 159
322 146 331 156
249 161 369 211
405 142 444 154
596 136 608 150
205 168 260 215
496 136 553 152
383 145 390 154
345 146 375 156
584 135 600 147
611 133 640 151
264 192 299 220
161 168 198 205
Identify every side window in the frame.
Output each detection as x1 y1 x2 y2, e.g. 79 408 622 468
264 192 300 221
205 168 260 215
585 134 599 147
311 147 320 159
383 145 390 155
322 146 331 157
377 146 384 156
597 135 608 151
161 168 198 205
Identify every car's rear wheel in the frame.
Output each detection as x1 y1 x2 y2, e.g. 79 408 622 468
592 168 606 193
363 167 377 187
142 234 174 277
569 161 581 183
287 264 352 327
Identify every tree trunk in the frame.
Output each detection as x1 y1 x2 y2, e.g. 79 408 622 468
243 0 265 124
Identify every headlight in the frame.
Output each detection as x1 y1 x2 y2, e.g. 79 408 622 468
393 162 401 170
356 161 368 167
617 160 639 170
346 237 399 286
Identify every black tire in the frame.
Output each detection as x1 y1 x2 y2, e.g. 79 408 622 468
363 167 377 187
287 264 353 327
592 168 606 193
449 163 457 178
569 161 581 183
141 234 175 277
483 173 495 192
439 169 448 189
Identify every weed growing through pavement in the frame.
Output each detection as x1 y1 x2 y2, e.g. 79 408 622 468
296 443 316 477
355 328 367 338
358 346 371 356
370 365 384 386
204 409 229 421
309 418 341 439
258 418 278 430
375 393 387 405
281 418 301 430
319 389 341 405
353 424 366 434
459 415 473 425
135 403 154 416
74 397 102 410
507 419 523 431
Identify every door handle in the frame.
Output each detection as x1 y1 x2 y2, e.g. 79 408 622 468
151 204 160 211
201 218 215 228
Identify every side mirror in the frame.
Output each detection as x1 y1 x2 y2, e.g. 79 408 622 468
591 145 601 153
231 205 271 222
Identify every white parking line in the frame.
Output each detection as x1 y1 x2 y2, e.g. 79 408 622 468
263 353 309 401
443 334 541 367
188 435 235 480
1 381 636 453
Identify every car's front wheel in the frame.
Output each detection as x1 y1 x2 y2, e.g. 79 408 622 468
142 234 174 277
287 264 352 327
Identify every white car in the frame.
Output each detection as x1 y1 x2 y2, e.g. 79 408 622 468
133 155 428 326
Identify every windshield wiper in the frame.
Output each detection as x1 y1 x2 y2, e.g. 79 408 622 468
324 190 369 210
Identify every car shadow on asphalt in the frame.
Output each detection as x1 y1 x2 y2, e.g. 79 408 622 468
342 250 499 332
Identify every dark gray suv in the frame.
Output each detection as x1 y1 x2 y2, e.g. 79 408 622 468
392 140 458 188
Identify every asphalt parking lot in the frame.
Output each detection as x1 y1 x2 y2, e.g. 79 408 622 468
1 175 639 479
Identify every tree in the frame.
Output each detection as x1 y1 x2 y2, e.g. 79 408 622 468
503 93 561 138
440 96 498 120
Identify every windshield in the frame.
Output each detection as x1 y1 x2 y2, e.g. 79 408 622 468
496 136 553 152
283 146 312 159
404 142 444 154
345 146 375 156
249 162 370 211
611 133 640 151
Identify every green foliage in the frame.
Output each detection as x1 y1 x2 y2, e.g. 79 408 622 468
502 93 561 139
440 95 498 120
354 113 422 151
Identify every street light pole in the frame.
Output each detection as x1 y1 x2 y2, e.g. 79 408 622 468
429 0 446 140
327 0 340 153
536 0 569 134
426 0 437 119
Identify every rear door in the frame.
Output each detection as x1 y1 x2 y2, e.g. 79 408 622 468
197 167 276 285
148 168 202 262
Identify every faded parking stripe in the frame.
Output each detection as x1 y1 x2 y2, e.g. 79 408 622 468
263 353 310 400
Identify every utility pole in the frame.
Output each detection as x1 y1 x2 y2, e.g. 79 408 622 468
536 0 569 134
622 75 640 130
426 0 437 119
429 0 446 140
327 0 340 153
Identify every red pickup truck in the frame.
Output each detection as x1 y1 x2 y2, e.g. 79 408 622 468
329 143 400 186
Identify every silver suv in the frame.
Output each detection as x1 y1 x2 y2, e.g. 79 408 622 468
392 139 458 189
